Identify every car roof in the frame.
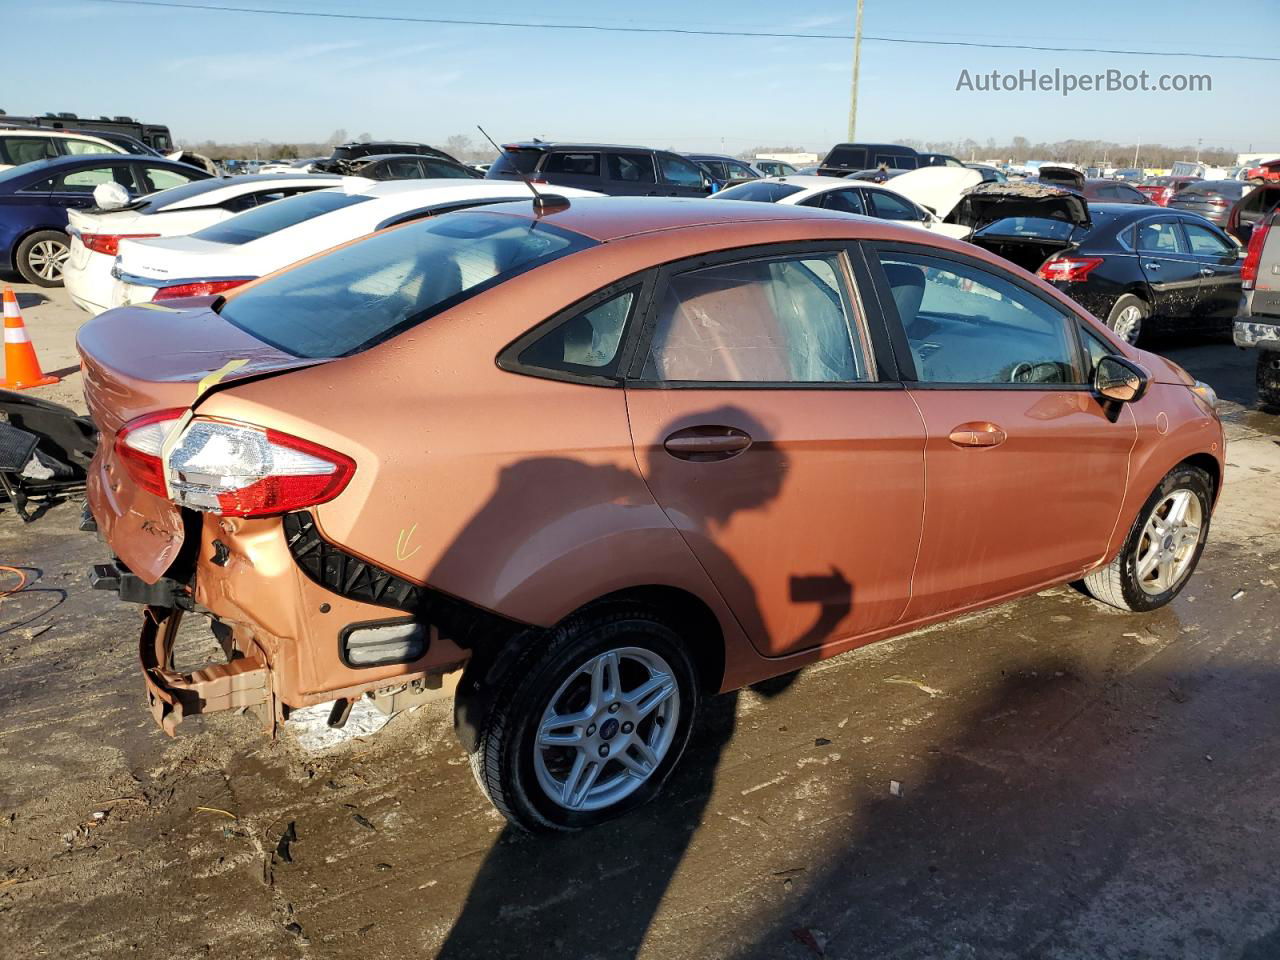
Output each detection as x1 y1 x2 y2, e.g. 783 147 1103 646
352 153 465 165
685 153 740 162
502 141 657 153
470 195 868 243
0 152 198 186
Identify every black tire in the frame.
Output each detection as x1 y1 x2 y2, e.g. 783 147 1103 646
1257 351 1280 412
1082 464 1213 612
15 230 69 287
470 606 700 833
1106 293 1149 346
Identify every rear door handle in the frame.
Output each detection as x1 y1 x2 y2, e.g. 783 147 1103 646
1199 267 1214 277
663 425 752 461
1143 261 1162 270
948 422 1007 448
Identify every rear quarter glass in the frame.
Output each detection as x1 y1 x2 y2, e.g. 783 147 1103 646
216 210 596 358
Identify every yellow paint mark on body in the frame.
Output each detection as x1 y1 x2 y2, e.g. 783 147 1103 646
396 524 422 562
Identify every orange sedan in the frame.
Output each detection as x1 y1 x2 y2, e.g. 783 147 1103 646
79 196 1224 831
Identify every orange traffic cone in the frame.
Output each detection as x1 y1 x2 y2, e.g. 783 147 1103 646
1 287 59 389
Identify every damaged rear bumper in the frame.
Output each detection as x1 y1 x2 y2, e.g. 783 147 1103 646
1234 319 1280 350
139 606 272 737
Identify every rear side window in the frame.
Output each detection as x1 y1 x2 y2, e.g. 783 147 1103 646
193 191 371 245
544 152 600 177
639 255 871 383
815 189 865 215
824 146 868 168
712 181 804 203
489 149 542 176
516 289 637 379
1 136 57 166
1136 220 1187 254
607 153 655 183
218 211 596 358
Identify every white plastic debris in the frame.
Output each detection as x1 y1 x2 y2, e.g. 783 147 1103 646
1232 589 1246 600
890 780 903 797
287 697 391 752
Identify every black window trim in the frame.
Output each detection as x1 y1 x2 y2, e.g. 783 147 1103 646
624 240 899 391
495 270 657 387
864 239 1094 391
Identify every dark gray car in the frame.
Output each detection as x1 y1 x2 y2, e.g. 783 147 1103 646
1168 180 1250 228
487 142 714 197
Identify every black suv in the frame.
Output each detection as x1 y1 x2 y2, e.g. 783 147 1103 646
486 142 714 197
314 141 460 174
817 142 919 177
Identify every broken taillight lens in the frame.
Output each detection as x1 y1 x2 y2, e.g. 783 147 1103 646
1037 256 1104 283
81 233 160 256
153 279 250 301
114 413 355 517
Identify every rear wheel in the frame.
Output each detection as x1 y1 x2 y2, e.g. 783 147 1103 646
16 230 70 287
470 607 699 832
1106 294 1149 346
1257 350 1280 411
1082 465 1212 612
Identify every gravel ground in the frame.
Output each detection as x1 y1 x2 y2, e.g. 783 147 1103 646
1 282 1278 960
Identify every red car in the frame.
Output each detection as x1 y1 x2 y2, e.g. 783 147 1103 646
1135 177 1199 207
1245 159 1280 184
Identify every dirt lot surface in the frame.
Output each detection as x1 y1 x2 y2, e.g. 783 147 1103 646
2 283 1279 959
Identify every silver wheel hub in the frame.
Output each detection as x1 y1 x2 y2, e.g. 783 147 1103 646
29 239 69 281
1135 489 1202 596
533 646 680 812
1113 305 1143 344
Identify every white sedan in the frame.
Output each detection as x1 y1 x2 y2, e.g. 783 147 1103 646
63 174 351 314
711 168 981 240
109 180 602 308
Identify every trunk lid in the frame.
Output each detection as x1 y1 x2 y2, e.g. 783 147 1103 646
115 235 248 286
952 180 1092 232
78 302 327 582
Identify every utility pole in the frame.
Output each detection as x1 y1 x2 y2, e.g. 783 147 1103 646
847 0 865 142
1133 139 1140 169
1196 138 1202 161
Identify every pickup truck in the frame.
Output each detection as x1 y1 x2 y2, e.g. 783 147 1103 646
1234 209 1280 408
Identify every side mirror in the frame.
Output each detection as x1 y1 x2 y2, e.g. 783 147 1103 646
1094 355 1150 403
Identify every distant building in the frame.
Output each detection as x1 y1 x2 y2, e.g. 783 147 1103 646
756 152 819 166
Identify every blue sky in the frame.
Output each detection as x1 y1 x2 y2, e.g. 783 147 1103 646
6 0 1278 154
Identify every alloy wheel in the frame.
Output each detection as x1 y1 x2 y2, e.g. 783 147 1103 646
1134 489 1202 595
28 239 69 282
533 646 680 812
1113 305 1144 344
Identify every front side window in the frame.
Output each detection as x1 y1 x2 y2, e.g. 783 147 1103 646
55 166 123 192
656 153 704 188
607 153 655 183
1 136 57 166
517 289 636 377
816 189 865 215
544 152 601 177
422 159 478 179
1081 326 1114 377
1183 222 1234 257
63 139 115 156
1136 220 1186 255
219 211 596 358
878 251 1079 385
639 254 871 383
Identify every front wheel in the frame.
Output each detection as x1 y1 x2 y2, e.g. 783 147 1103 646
470 608 699 832
1258 350 1280 412
16 230 70 287
1106 294 1149 345
1082 465 1213 611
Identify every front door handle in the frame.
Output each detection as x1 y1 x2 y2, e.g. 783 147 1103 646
948 422 1007 448
1199 267 1214 277
663 425 752 461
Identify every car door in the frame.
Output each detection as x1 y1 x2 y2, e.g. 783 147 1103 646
867 244 1135 622
655 152 711 198
606 152 659 197
1134 216 1201 319
1181 218 1242 320
624 244 927 657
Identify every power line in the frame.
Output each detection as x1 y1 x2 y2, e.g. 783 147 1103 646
88 0 1279 63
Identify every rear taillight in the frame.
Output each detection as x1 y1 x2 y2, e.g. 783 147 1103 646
114 413 355 517
1155 187 1173 206
153 279 249 301
80 233 159 256
1038 256 1104 283
1241 214 1273 291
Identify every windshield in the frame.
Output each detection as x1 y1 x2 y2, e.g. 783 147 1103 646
489 149 543 176
711 181 805 203
218 211 597 358
192 190 369 245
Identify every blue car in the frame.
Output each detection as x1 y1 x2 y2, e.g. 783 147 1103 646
0 154 211 286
